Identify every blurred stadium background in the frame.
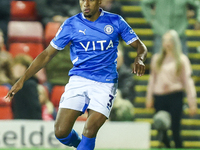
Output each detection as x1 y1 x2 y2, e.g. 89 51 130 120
120 0 200 149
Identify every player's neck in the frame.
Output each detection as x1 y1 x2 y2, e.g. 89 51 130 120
85 10 101 22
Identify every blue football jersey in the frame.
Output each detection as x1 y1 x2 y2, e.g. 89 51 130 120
50 9 138 83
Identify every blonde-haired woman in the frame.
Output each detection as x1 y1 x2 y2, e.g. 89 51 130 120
146 30 197 148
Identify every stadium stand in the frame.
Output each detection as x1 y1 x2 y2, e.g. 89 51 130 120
0 86 13 119
44 22 61 47
50 85 87 121
9 43 43 59
10 1 38 21
8 21 43 45
118 0 200 148
50 85 65 111
2 0 199 147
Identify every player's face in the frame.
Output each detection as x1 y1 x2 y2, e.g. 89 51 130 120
80 0 101 20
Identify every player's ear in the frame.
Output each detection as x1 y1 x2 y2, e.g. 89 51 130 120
99 0 102 4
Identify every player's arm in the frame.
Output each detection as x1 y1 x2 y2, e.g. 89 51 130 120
5 45 58 101
129 39 148 76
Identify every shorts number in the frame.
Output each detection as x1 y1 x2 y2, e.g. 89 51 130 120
107 94 114 110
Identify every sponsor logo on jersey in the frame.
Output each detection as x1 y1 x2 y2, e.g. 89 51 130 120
80 40 114 51
104 25 114 34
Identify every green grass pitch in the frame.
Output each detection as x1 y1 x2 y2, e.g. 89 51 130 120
0 148 197 150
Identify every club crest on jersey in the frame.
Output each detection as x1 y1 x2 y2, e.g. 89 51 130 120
104 25 114 34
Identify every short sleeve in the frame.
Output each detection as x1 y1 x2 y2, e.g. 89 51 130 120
118 16 138 45
50 19 72 50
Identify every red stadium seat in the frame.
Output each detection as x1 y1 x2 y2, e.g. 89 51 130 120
9 43 43 59
0 86 10 106
8 21 43 45
11 1 38 21
44 22 61 47
0 106 13 120
50 85 87 121
0 86 13 119
51 86 65 110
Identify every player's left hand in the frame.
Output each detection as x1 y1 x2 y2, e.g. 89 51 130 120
132 56 145 76
4 79 24 102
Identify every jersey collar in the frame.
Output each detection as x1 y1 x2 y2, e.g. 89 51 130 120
81 8 104 19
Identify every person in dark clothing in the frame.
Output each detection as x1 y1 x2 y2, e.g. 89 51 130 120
11 54 42 119
35 0 80 26
12 77 42 119
100 0 122 16
45 46 73 93
0 0 11 48
117 48 135 103
118 64 135 103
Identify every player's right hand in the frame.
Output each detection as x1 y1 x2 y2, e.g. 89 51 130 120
5 80 24 102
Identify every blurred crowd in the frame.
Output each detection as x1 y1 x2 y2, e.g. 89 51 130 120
0 0 200 148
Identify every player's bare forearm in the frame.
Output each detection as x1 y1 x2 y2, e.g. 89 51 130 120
130 39 147 61
22 45 58 82
130 39 148 76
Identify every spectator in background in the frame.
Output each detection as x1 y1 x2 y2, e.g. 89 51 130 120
35 67 47 84
117 44 135 104
0 28 13 89
11 54 42 119
35 0 80 27
37 84 56 120
141 0 200 55
0 51 13 89
146 30 197 148
45 46 73 92
100 0 122 16
110 90 134 121
0 29 6 51
0 28 13 88
0 0 11 49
